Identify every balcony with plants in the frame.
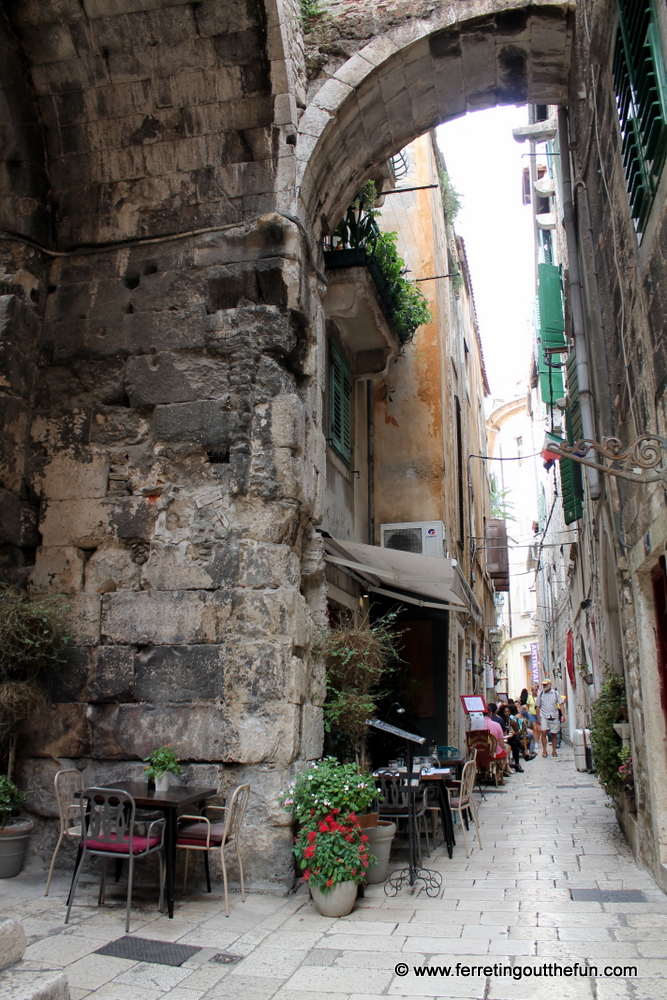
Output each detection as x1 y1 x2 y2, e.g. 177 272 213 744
322 182 431 377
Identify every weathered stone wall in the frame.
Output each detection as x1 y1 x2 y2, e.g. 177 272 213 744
1 0 328 883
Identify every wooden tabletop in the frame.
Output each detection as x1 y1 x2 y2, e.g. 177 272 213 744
77 782 218 809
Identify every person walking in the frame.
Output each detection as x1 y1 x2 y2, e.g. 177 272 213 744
538 678 565 757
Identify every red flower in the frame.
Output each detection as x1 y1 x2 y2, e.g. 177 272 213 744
333 808 340 814
362 861 368 867
326 878 333 887
310 807 315 817
303 869 311 880
307 830 317 843
304 845 315 859
318 822 328 833
345 834 354 842
347 812 357 821
351 868 357 875
361 834 369 842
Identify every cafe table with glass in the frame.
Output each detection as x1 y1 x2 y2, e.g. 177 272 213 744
375 760 457 858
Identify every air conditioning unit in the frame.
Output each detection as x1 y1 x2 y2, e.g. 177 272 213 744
380 521 446 558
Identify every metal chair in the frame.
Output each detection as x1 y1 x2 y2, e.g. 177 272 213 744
446 759 483 857
376 770 431 858
437 745 460 759
176 783 250 917
45 769 84 896
65 787 165 933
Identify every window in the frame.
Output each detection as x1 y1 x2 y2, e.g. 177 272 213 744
613 0 667 233
328 341 352 465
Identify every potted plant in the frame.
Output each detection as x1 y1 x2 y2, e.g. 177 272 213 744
316 609 402 771
0 775 33 878
590 674 628 800
619 747 635 813
281 758 396 891
144 745 181 792
293 811 374 917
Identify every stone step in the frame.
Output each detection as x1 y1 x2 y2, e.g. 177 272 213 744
0 919 26 971
0 965 69 1000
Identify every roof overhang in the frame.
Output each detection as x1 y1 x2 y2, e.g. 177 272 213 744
322 536 482 622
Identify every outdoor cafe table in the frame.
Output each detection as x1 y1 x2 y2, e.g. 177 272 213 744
419 768 456 859
74 782 217 919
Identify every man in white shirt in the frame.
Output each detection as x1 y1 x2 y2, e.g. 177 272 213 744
537 678 565 757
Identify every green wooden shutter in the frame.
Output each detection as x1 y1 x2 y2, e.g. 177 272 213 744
613 0 667 233
537 344 564 407
329 341 352 465
560 349 584 524
537 263 566 348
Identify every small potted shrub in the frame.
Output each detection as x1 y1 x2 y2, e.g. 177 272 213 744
293 811 374 917
144 745 181 792
0 775 33 878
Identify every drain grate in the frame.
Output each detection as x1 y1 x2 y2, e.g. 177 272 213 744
95 937 201 966
570 889 647 902
210 952 242 965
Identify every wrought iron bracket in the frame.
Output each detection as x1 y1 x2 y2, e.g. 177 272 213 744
552 434 667 484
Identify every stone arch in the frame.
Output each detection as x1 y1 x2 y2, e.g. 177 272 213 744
296 0 573 235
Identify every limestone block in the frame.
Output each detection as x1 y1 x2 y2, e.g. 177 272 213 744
134 644 224 702
90 703 228 760
83 545 141 593
154 399 239 445
88 405 151 446
0 968 70 999
237 538 299 589
232 586 310 646
41 647 89 704
231 701 300 765
0 919 26 971
66 594 101 646
41 453 109 500
39 497 154 548
21 704 91 758
101 589 231 645
300 703 324 760
125 352 230 406
141 538 239 590
87 646 135 703
17 757 77 820
285 655 308 705
29 546 85 595
274 448 304 502
270 393 305 452
225 639 292 704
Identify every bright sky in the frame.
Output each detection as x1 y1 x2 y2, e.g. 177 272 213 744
437 106 535 402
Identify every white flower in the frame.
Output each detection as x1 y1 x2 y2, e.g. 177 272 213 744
307 775 313 781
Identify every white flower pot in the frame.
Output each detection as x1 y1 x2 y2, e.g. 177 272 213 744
155 774 171 793
310 880 357 917
364 821 396 884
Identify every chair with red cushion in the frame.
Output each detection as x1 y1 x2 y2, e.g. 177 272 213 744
176 783 250 917
65 787 165 932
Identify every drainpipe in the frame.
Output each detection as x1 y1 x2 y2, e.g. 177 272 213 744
367 379 375 545
558 107 601 501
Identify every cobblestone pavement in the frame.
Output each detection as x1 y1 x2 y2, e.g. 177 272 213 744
3 745 666 1000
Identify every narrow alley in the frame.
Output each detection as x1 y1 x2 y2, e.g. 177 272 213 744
3 747 666 1000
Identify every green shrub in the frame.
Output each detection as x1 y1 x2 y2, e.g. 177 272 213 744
0 775 27 828
590 675 627 799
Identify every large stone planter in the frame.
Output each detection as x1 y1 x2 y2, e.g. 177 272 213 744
0 819 34 878
310 880 357 917
364 821 396 884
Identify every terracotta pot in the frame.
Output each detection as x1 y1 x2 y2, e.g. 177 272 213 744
364 821 396 884
310 880 357 917
0 819 34 878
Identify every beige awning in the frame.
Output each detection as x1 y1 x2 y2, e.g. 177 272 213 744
322 536 476 615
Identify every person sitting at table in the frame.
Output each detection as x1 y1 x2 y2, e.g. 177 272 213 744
487 702 505 729
472 707 510 773
510 701 537 759
499 703 524 772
